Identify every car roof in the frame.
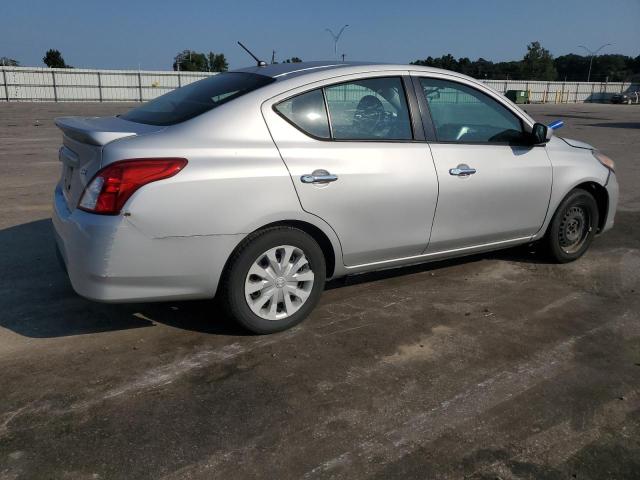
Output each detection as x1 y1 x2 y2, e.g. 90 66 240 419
233 61 459 81
231 61 534 125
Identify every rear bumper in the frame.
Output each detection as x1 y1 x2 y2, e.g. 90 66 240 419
52 185 243 303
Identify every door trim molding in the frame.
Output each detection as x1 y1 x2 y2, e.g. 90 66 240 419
343 235 531 274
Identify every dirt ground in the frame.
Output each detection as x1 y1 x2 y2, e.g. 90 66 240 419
0 101 639 479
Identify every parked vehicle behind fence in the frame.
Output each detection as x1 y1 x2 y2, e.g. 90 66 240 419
611 90 640 104
53 62 618 333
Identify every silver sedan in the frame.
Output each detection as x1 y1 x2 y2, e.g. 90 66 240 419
52 62 618 333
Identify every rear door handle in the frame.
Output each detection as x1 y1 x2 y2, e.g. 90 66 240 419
301 169 338 184
449 164 477 176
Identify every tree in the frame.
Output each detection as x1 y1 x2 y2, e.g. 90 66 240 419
410 45 639 81
592 54 633 82
43 49 70 68
0 57 19 66
207 52 228 72
282 57 303 63
172 50 209 71
173 50 228 72
521 41 556 81
553 54 589 81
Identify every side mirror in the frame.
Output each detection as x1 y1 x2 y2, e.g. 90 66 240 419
531 122 551 144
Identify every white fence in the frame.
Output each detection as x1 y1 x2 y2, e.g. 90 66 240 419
0 66 637 103
483 79 637 103
0 66 215 102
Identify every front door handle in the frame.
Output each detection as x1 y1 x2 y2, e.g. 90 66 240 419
449 164 477 176
301 169 338 184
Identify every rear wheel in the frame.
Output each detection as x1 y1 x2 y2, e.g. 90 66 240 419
221 227 326 334
545 188 599 263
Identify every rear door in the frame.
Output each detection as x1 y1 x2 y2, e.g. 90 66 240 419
263 74 439 266
412 74 552 252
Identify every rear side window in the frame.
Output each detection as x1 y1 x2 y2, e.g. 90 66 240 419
121 72 275 126
324 78 412 140
274 89 330 139
274 76 413 141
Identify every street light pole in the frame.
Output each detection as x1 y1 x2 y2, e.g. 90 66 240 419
578 43 612 82
325 25 349 61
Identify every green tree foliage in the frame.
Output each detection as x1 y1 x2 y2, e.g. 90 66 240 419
552 54 587 81
208 52 229 72
521 41 556 80
173 50 208 71
551 54 637 81
0 57 19 66
412 42 640 81
282 57 303 63
43 49 71 68
173 50 229 72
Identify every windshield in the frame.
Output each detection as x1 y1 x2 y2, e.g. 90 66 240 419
121 72 275 126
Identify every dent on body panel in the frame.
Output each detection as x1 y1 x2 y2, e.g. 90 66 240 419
122 151 298 238
532 139 610 239
104 101 302 238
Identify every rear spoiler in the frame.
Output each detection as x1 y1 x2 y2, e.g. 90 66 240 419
55 116 163 146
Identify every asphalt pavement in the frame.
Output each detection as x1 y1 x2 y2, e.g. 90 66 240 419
0 101 639 479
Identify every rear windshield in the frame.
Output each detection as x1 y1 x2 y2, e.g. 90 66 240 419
121 72 275 126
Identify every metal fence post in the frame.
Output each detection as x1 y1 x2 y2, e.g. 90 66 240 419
52 70 58 102
544 82 550 103
589 83 595 103
177 73 182 88
137 71 143 102
97 71 103 102
1 68 8 102
574 83 578 103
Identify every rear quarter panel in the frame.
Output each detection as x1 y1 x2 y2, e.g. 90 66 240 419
100 94 344 272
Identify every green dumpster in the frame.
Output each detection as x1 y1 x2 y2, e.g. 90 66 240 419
505 90 529 104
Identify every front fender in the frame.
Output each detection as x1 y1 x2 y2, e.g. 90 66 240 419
531 138 611 241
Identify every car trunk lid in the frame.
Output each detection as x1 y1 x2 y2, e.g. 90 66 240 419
55 116 164 208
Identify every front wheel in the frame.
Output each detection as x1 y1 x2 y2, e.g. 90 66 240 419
220 227 326 334
545 188 599 263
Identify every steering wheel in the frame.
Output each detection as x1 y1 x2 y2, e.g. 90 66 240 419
353 95 385 136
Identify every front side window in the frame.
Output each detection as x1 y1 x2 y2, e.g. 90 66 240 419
324 77 412 140
274 89 330 138
419 78 524 143
121 72 274 126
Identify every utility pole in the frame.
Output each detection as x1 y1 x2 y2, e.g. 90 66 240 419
341 53 346 62
271 50 276 64
325 25 349 61
176 51 192 72
578 43 612 82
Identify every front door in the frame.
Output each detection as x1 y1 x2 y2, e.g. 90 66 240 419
264 75 438 266
413 75 552 252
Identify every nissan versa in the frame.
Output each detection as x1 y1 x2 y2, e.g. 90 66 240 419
53 62 618 333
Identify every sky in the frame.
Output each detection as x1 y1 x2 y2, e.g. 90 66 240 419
2 0 639 70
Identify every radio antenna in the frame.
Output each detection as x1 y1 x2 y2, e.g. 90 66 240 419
237 41 267 67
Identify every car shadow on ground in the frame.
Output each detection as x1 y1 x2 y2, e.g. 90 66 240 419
0 218 583 340
0 219 248 338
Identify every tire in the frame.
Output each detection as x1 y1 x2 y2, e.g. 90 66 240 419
545 188 599 263
220 226 326 334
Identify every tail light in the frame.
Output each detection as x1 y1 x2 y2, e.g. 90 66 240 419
78 158 188 215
